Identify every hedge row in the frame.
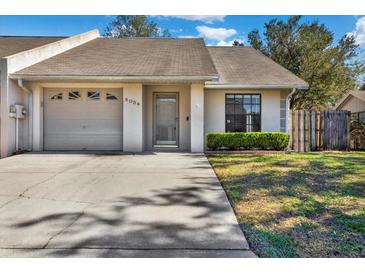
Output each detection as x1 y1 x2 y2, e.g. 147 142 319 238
206 132 289 151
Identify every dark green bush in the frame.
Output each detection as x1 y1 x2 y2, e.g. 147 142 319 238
206 132 289 151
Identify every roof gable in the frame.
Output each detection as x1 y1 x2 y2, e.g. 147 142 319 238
336 90 365 110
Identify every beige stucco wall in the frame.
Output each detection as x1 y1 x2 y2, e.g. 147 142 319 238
340 96 365 113
5 80 290 155
144 84 191 151
28 82 192 152
204 89 284 134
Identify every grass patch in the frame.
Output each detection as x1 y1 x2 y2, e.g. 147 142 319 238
208 152 365 257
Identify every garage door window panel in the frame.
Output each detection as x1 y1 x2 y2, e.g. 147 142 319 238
106 92 119 100
68 91 81 100
88 91 100 100
50 92 63 100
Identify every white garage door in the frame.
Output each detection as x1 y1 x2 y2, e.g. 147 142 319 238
44 88 123 151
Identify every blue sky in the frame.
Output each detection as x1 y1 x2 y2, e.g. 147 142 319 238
0 15 364 48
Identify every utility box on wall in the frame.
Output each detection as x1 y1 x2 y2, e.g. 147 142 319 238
9 104 26 119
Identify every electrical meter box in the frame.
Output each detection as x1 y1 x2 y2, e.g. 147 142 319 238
9 105 26 119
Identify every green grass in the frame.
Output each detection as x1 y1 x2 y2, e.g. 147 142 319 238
207 152 365 258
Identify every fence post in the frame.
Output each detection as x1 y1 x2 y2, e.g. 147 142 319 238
320 111 324 150
293 111 299 151
347 111 351 151
305 110 310 151
299 110 305 152
288 110 293 150
310 111 316 150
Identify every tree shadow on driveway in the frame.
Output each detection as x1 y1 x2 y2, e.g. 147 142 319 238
7 177 248 257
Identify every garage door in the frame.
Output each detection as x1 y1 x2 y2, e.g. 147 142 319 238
44 88 123 151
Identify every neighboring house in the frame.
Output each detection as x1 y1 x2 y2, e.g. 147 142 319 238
0 29 308 158
336 88 365 123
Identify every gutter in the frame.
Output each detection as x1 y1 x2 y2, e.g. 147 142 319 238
204 83 309 90
16 79 33 151
9 74 219 82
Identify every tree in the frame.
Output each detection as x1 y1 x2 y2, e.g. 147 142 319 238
104 16 170 38
248 16 365 109
232 39 244 47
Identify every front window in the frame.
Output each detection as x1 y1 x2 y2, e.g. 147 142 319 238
225 94 261 132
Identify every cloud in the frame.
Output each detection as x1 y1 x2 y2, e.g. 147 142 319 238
215 39 244 47
168 16 225 24
348 16 365 47
216 40 234 46
177 35 197 38
196 25 237 41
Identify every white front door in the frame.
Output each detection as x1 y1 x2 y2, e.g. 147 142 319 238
44 88 123 151
153 93 179 146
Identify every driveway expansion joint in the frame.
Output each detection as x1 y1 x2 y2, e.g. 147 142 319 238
19 157 98 197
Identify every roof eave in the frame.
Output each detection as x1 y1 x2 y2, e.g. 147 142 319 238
10 74 219 83
204 83 309 90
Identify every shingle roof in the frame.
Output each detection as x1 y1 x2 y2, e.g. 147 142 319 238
207 46 308 88
0 36 64 58
14 38 218 78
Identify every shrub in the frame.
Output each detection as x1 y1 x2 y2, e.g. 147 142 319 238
206 132 289 151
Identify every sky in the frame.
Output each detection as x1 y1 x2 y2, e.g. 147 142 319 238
0 15 364 48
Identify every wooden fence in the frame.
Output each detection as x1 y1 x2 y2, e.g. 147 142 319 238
289 110 351 152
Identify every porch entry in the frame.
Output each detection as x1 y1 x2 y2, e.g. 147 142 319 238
153 93 179 146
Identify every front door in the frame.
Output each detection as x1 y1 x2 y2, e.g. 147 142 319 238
154 93 179 146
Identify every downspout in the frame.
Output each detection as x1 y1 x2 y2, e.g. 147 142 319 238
16 79 33 151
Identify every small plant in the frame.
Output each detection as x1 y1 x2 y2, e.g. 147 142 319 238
206 132 289 151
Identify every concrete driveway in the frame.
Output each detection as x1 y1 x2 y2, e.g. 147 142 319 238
0 152 254 257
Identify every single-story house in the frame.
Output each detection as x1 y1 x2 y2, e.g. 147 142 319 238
0 29 308 158
336 87 365 123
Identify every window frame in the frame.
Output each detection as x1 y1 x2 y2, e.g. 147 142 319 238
225 93 262 133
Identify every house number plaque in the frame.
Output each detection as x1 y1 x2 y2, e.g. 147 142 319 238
125 97 140 106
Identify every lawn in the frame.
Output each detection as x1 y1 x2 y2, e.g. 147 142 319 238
207 152 365 258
